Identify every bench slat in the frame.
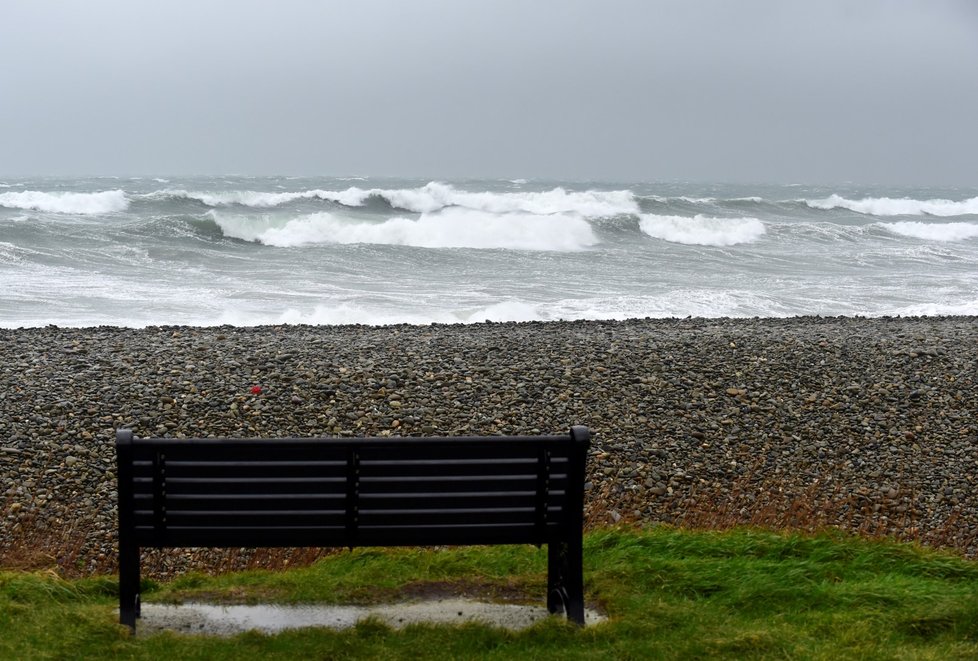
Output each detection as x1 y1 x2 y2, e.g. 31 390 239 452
136 511 347 527
134 494 346 509
358 460 562 478
129 437 573 462
133 523 571 548
134 478 347 496
133 461 348 479
132 475 569 495
360 492 566 509
356 475 566 494
135 491 565 510
139 460 553 480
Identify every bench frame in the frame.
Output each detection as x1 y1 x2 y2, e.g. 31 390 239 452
116 426 590 631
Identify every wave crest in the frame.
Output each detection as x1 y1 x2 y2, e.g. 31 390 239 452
806 194 978 217
351 182 638 216
212 208 599 251
638 214 766 246
148 182 638 217
0 190 129 214
146 189 324 208
880 221 978 241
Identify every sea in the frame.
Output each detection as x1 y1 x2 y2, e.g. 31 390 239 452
1 176 976 329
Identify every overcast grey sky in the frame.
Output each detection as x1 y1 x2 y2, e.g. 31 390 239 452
1 0 976 184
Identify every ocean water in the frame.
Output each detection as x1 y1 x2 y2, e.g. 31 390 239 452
1 176 976 328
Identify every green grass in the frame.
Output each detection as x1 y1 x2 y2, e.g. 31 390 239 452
3 527 978 659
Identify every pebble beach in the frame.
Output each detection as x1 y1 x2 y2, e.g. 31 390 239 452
1 316 976 577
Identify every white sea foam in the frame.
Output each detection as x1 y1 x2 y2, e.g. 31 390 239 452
892 299 978 316
638 214 766 246
149 187 398 209
153 182 638 218
642 195 766 204
807 194 978 216
151 189 320 207
209 291 798 328
0 242 30 264
199 190 313 207
330 182 638 217
643 195 716 204
460 301 542 323
880 221 978 241
545 291 794 320
0 190 129 214
215 299 546 327
217 304 444 327
213 208 599 251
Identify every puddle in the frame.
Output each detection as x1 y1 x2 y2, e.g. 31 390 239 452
135 599 605 636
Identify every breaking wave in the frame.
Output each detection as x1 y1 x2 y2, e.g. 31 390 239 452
880 221 978 242
806 194 978 217
0 190 129 214
146 189 323 208
210 208 599 251
638 214 766 246
148 182 638 217
320 182 638 217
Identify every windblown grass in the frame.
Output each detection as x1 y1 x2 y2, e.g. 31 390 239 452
3 527 978 659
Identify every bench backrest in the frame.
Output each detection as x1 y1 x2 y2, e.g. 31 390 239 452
116 427 590 549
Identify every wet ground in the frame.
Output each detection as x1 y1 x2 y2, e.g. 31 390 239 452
135 599 606 636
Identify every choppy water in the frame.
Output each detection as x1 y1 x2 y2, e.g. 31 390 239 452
1 176 976 328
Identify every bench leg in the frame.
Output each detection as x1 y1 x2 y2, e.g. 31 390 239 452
119 540 140 632
547 542 562 615
548 538 585 625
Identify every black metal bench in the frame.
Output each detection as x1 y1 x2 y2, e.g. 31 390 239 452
115 426 590 631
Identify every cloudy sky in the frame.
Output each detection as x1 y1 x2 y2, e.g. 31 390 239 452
1 0 976 184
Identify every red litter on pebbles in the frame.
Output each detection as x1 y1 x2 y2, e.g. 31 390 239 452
250 385 262 395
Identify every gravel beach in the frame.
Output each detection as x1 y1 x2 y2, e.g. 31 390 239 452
1 316 976 577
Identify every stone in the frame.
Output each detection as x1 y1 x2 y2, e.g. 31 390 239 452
2 316 978 576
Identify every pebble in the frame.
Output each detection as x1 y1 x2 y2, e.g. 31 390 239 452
1 316 976 577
